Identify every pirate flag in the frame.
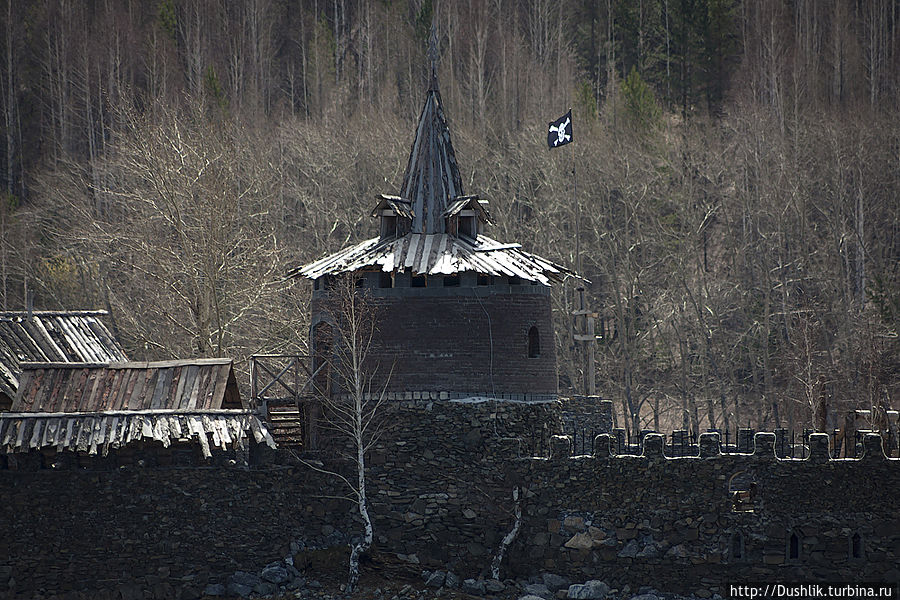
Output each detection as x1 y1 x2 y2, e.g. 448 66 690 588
547 110 573 148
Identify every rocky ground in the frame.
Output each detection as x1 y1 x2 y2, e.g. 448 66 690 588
204 550 722 600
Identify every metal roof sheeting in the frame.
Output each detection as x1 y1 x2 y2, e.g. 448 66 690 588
0 410 275 457
290 233 573 286
442 195 492 223
291 77 575 287
0 311 127 403
11 359 242 413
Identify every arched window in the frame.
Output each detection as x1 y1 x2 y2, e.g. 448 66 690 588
528 326 540 358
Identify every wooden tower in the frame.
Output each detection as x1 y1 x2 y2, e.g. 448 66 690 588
291 71 571 402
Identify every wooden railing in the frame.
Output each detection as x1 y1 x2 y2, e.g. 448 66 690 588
249 354 319 448
249 354 314 406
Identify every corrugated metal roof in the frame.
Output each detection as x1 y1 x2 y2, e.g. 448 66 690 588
11 359 242 413
0 311 127 405
0 410 275 457
290 233 572 285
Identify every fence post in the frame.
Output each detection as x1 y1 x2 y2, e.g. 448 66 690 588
249 357 257 407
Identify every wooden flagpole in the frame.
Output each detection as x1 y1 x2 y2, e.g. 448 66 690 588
571 121 580 276
569 110 596 397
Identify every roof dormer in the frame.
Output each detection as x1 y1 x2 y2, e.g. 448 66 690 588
371 194 414 239
443 195 493 240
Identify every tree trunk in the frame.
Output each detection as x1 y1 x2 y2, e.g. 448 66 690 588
855 183 865 310
347 424 372 593
4 0 14 196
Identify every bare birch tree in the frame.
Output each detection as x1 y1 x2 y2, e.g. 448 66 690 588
307 274 391 593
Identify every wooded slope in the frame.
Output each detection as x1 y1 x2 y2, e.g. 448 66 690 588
1 0 897 432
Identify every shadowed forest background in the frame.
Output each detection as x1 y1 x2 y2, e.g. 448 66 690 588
0 0 898 435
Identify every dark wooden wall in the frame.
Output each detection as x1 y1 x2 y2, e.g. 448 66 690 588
311 289 558 398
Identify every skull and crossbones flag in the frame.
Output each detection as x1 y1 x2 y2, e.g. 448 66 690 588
547 110 573 148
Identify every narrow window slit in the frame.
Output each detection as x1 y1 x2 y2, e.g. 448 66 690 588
788 532 800 560
731 532 743 560
528 326 540 358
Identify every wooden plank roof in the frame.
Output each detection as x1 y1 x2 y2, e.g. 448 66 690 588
10 358 242 413
0 359 274 457
0 411 275 457
0 311 127 403
290 233 573 286
399 88 464 234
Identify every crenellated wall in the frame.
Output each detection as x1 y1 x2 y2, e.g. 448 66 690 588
1 401 898 599
508 432 900 592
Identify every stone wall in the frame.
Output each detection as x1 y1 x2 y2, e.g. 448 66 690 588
559 396 613 435
1 402 899 599
0 459 355 599
508 433 900 595
0 400 558 599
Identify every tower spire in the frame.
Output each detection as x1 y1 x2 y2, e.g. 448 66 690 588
427 23 439 91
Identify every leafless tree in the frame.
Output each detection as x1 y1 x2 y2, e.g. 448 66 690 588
305 274 391 593
32 98 292 362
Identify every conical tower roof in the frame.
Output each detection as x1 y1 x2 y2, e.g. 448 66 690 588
399 87 464 234
291 47 575 286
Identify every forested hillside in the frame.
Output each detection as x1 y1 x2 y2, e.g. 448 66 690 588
1 0 898 434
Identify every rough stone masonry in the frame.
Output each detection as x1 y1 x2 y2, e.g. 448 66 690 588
1 399 898 599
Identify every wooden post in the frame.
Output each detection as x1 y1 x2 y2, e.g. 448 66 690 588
573 287 597 397
249 356 257 407
587 311 596 396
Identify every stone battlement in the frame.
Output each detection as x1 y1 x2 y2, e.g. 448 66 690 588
1 399 897 599
544 431 894 462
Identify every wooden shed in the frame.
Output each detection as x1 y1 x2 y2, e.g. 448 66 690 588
0 359 273 458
